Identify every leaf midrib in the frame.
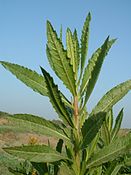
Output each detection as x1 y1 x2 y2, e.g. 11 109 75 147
2 63 47 95
6 117 69 141
87 144 130 168
49 25 76 95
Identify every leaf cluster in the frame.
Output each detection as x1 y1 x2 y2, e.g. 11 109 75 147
0 13 131 175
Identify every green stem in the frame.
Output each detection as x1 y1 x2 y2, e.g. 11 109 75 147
73 95 81 174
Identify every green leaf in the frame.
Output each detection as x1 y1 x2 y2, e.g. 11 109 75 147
80 12 91 73
110 165 123 175
87 133 131 168
3 145 69 163
46 21 76 95
101 121 111 145
0 151 33 175
0 113 69 142
80 37 116 96
106 109 113 133
66 28 80 80
88 134 99 158
125 157 131 166
105 160 123 175
81 112 106 149
81 37 116 108
111 108 123 140
41 67 73 127
0 61 71 109
58 162 75 175
73 29 80 75
91 79 131 115
60 24 62 41
0 61 48 96
66 28 75 72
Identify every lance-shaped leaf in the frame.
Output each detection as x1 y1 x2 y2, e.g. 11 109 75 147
81 112 106 149
0 113 69 142
87 133 131 168
80 37 116 96
66 28 80 79
0 61 71 109
41 67 73 127
3 145 69 163
0 61 48 96
46 21 76 96
81 37 116 108
91 79 131 115
111 108 123 140
80 12 91 73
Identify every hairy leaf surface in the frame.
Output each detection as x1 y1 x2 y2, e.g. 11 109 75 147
81 38 116 108
3 145 69 163
80 12 91 73
87 133 131 168
80 38 116 96
66 28 80 80
46 21 76 95
41 67 73 127
0 61 48 96
91 79 131 115
81 112 106 149
111 108 123 140
0 113 69 142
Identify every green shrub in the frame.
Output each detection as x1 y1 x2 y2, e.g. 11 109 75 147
0 13 131 175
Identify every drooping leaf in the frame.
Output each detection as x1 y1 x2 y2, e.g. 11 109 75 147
81 112 106 149
66 28 80 80
91 79 131 115
3 145 69 163
80 37 116 96
81 37 116 108
0 61 48 96
80 12 91 73
0 113 69 142
87 133 131 168
46 21 76 95
111 108 123 140
41 67 73 127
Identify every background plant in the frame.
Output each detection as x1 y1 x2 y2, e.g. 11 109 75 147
0 13 131 175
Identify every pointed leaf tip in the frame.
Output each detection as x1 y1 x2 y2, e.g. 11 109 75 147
40 67 74 127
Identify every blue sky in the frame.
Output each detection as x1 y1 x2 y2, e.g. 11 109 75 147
0 0 131 128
